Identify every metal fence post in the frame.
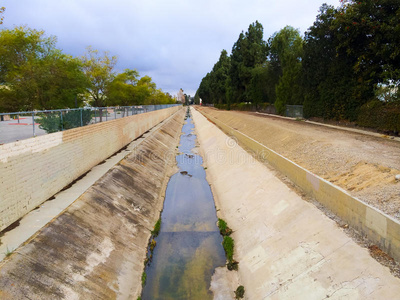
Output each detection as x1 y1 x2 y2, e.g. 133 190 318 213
32 112 35 137
60 111 63 131
114 108 117 120
80 109 83 127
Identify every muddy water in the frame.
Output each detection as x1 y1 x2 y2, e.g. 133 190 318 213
142 111 225 300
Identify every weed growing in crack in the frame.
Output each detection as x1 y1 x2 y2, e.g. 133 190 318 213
234 285 245 299
218 218 239 271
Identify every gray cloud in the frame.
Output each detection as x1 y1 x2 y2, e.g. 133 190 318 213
1 0 340 96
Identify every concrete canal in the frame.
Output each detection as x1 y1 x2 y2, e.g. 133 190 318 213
142 109 225 299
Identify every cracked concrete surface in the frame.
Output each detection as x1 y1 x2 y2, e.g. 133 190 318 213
192 107 400 299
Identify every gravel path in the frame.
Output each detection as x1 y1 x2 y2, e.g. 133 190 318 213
197 107 400 220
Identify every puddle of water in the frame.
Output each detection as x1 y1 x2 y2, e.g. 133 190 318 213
142 110 225 300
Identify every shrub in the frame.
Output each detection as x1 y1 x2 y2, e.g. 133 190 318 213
234 285 245 299
38 109 92 133
141 272 147 286
150 239 157 252
151 218 161 237
223 236 234 262
227 260 239 271
218 218 232 236
357 100 400 134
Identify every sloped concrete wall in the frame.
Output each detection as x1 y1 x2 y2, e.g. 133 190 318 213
0 106 181 231
0 108 185 299
197 107 400 263
192 108 400 299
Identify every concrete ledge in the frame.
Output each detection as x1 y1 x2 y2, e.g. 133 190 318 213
197 108 400 263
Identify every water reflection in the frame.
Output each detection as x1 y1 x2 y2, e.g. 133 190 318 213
142 111 225 300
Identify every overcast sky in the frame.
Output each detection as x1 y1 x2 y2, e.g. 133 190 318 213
1 0 340 97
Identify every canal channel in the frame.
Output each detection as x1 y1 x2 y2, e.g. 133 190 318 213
141 108 225 299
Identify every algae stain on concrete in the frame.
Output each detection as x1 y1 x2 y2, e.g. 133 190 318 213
142 111 225 300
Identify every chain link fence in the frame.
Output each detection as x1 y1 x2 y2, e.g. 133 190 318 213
286 105 303 118
0 104 180 144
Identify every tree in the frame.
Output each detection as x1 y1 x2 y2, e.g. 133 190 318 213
269 26 304 115
248 64 270 107
229 21 268 103
302 4 356 120
107 69 139 106
0 26 88 112
302 4 338 118
0 26 56 85
207 49 231 105
197 74 212 104
303 1 400 120
0 7 5 25
194 91 200 104
229 32 245 103
81 46 117 107
133 75 156 105
335 0 400 106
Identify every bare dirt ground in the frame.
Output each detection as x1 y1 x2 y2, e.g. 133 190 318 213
196 106 400 220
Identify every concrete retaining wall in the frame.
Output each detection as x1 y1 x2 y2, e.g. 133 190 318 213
0 106 181 231
0 109 185 299
198 108 400 263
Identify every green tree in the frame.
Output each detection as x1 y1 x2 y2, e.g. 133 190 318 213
302 4 356 120
81 46 117 107
335 0 400 106
303 1 400 120
210 49 231 104
229 21 268 103
0 6 5 25
107 69 139 106
0 26 55 85
241 20 268 94
269 26 304 115
302 4 338 118
229 32 245 103
197 73 212 105
133 75 155 105
248 64 270 107
194 91 200 105
0 26 88 112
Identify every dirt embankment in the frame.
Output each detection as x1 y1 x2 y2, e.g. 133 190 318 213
196 107 400 220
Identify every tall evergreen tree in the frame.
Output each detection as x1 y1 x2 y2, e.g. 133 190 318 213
269 26 304 114
229 21 267 103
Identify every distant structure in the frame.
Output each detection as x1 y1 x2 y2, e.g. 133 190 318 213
177 88 185 104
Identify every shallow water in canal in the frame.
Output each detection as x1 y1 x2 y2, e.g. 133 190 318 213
141 110 225 300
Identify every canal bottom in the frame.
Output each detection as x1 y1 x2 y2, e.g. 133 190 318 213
141 110 225 300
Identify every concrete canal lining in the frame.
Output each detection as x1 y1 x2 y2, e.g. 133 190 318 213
196 107 400 263
142 109 225 299
0 108 185 299
0 105 181 232
191 107 400 299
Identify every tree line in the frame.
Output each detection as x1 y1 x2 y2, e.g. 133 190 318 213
0 25 175 113
196 0 400 130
